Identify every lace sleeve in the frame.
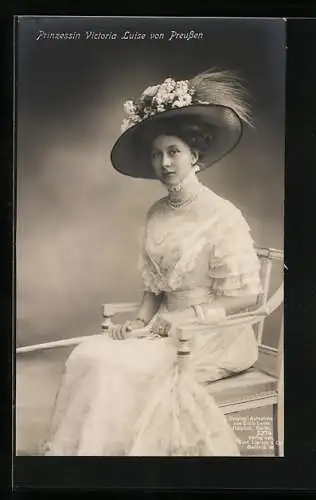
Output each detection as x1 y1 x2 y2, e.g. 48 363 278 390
208 206 262 298
137 221 161 296
138 252 161 295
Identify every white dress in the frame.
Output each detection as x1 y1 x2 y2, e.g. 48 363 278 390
43 184 262 456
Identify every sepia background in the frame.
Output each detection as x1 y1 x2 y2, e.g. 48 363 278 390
16 17 285 349
15 16 285 458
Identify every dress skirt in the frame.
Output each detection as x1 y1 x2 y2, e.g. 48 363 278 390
42 314 258 457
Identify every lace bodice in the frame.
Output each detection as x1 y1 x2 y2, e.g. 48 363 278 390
139 185 261 298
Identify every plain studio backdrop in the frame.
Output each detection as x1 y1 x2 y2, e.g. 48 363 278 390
16 17 285 349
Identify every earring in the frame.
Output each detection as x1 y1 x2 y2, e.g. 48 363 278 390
192 164 200 173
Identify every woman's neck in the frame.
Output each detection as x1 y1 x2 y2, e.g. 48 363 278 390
167 170 203 203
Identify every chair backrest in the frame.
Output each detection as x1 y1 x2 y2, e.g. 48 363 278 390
254 247 282 344
254 247 284 378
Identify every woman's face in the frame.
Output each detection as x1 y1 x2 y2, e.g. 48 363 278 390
151 135 198 187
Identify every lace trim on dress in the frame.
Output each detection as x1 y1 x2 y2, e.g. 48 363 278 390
138 194 262 296
138 251 164 295
209 273 262 297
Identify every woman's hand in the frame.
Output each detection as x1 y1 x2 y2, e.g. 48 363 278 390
108 319 146 340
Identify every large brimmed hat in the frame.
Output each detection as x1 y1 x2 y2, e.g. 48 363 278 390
110 70 253 179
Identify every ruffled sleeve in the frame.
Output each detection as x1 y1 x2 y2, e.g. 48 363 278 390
208 204 262 298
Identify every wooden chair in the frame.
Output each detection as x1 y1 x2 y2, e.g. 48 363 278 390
16 247 284 457
101 247 284 456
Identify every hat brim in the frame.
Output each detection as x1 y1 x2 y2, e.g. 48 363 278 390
110 104 243 179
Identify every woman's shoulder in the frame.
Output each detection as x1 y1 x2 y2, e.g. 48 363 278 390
145 197 168 220
199 188 252 245
202 187 246 221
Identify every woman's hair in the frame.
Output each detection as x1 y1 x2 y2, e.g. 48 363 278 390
135 116 216 164
161 119 215 160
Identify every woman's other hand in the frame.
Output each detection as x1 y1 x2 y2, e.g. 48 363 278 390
108 319 146 340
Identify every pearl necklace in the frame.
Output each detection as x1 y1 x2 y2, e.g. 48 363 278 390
166 192 198 209
165 171 204 209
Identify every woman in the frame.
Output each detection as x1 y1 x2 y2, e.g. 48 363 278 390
43 70 262 456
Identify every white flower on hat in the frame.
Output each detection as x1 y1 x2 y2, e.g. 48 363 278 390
161 78 176 92
120 113 142 133
143 84 160 97
131 114 142 124
172 94 192 108
121 77 196 130
154 87 168 105
164 91 176 104
123 100 137 115
174 80 190 96
156 103 165 113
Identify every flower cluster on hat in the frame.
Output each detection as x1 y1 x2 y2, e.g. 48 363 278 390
121 77 195 133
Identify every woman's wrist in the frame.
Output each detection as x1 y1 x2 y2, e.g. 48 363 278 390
126 317 148 329
135 317 147 326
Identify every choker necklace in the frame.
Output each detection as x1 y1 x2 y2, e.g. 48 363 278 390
168 182 184 193
165 171 203 209
167 169 198 193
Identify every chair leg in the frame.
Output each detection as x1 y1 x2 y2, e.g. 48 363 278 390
272 403 279 457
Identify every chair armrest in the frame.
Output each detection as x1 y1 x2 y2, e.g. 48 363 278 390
103 302 140 316
17 285 283 357
176 283 284 365
101 302 139 331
